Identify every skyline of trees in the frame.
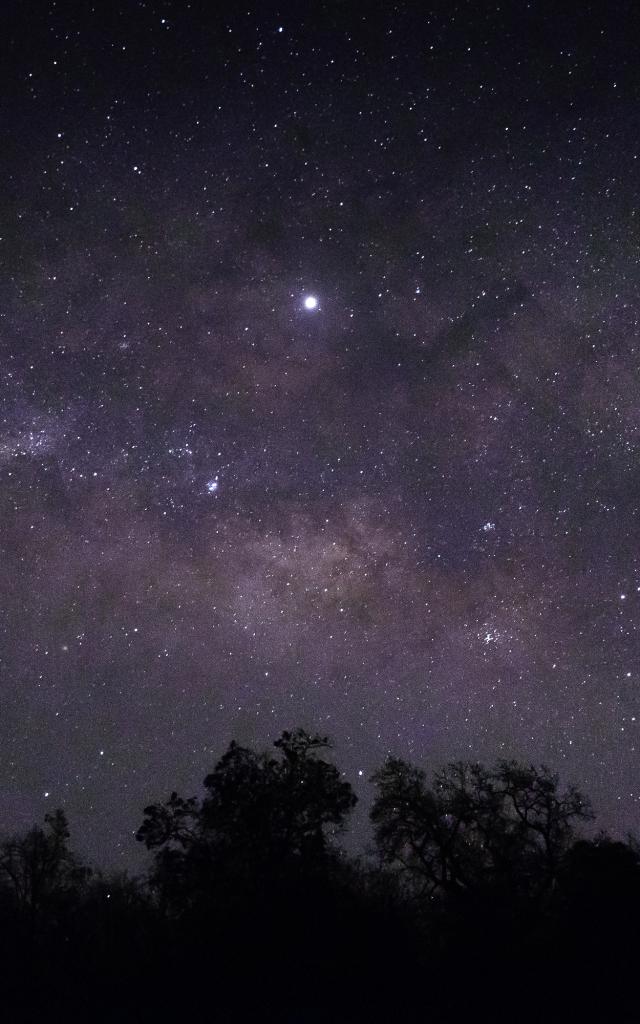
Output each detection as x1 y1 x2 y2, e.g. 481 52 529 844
0 728 637 1023
0 727 619 904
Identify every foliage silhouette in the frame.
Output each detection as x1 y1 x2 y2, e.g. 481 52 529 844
1 730 639 1024
137 728 357 911
371 756 592 896
0 808 90 937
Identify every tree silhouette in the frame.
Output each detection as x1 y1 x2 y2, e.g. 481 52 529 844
135 790 200 851
137 728 357 909
371 757 591 896
0 735 638 1024
557 832 640 926
0 809 89 937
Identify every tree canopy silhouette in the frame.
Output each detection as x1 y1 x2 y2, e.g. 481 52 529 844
371 757 592 896
0 809 90 944
0 730 637 1024
137 728 357 908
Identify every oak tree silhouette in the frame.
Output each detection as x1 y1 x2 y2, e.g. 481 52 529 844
371 757 591 896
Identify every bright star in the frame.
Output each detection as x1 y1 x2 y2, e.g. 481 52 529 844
303 295 319 310
207 477 219 494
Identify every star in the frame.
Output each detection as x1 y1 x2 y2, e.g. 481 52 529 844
4 0 640 882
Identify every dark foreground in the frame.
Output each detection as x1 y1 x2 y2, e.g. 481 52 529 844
1 730 638 1022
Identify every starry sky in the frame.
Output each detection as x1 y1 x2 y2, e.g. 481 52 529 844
2 0 640 867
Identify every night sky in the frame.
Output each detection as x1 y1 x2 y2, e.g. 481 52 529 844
3 1 640 867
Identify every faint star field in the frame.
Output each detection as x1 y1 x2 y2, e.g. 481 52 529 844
1 1 640 866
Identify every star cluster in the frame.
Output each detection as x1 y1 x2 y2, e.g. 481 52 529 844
2 1 640 864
